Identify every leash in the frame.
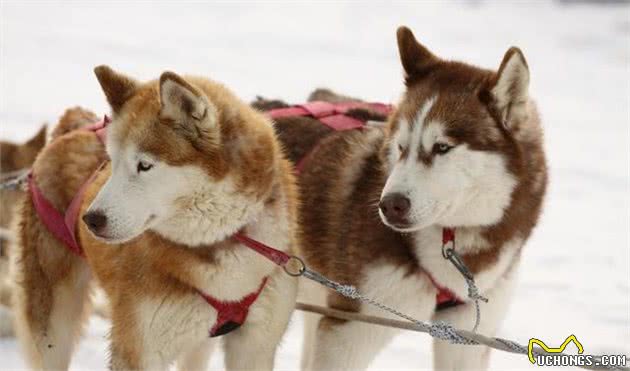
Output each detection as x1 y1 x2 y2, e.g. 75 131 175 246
293 303 628 371
235 229 487 334
235 232 628 371
234 231 482 335
442 227 488 332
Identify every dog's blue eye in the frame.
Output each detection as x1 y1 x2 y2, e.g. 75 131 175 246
433 143 453 155
137 161 153 173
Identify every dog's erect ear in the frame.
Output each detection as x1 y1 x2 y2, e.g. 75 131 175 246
26 125 47 151
396 26 438 81
94 65 138 114
489 47 530 130
159 72 212 124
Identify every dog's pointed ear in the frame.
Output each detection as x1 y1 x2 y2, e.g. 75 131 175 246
26 125 47 150
489 47 530 130
396 26 438 81
159 72 212 125
94 65 138 114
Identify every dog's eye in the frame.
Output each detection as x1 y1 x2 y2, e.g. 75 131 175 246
432 143 453 155
137 161 154 173
398 144 407 153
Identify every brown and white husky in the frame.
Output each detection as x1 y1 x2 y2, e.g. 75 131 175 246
280 26 547 370
11 67 299 370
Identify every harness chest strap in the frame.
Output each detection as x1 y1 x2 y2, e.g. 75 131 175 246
198 277 269 337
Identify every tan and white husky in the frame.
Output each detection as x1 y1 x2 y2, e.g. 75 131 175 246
11 67 299 370
0 124 47 337
287 27 547 370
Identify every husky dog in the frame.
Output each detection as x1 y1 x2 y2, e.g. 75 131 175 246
12 67 299 370
1 109 98 337
284 27 547 370
0 124 47 254
0 123 47 337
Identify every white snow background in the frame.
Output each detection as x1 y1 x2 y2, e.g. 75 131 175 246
1 1 629 370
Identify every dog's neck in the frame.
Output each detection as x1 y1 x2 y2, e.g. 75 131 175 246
151 176 272 248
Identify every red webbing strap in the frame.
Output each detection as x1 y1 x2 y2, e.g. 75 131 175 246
28 115 111 257
28 173 84 257
433 227 465 307
63 163 105 253
267 101 394 127
199 276 269 337
233 232 291 267
319 115 364 131
442 227 455 245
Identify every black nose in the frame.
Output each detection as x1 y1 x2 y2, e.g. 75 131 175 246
82 211 107 234
379 193 411 225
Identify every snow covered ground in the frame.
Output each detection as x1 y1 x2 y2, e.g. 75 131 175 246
1 1 629 370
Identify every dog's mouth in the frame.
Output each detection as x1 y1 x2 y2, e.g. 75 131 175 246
89 215 156 245
384 221 423 233
89 230 117 243
378 211 422 233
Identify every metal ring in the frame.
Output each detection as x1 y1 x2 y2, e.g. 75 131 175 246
283 255 306 277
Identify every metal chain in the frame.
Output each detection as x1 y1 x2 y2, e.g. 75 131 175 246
0 169 29 191
301 268 476 344
442 237 489 332
297 266 628 371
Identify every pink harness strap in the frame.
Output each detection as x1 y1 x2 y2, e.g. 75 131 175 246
269 101 394 173
28 115 111 257
268 101 394 131
28 173 84 256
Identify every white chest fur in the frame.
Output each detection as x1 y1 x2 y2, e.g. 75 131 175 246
186 189 292 302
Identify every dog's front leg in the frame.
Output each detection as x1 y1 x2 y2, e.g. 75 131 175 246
309 315 400 371
307 265 435 371
431 269 518 371
176 338 216 371
109 292 214 371
223 273 297 371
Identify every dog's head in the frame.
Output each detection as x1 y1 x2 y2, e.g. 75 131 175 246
84 67 278 245
0 125 47 254
0 125 47 173
379 27 534 232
